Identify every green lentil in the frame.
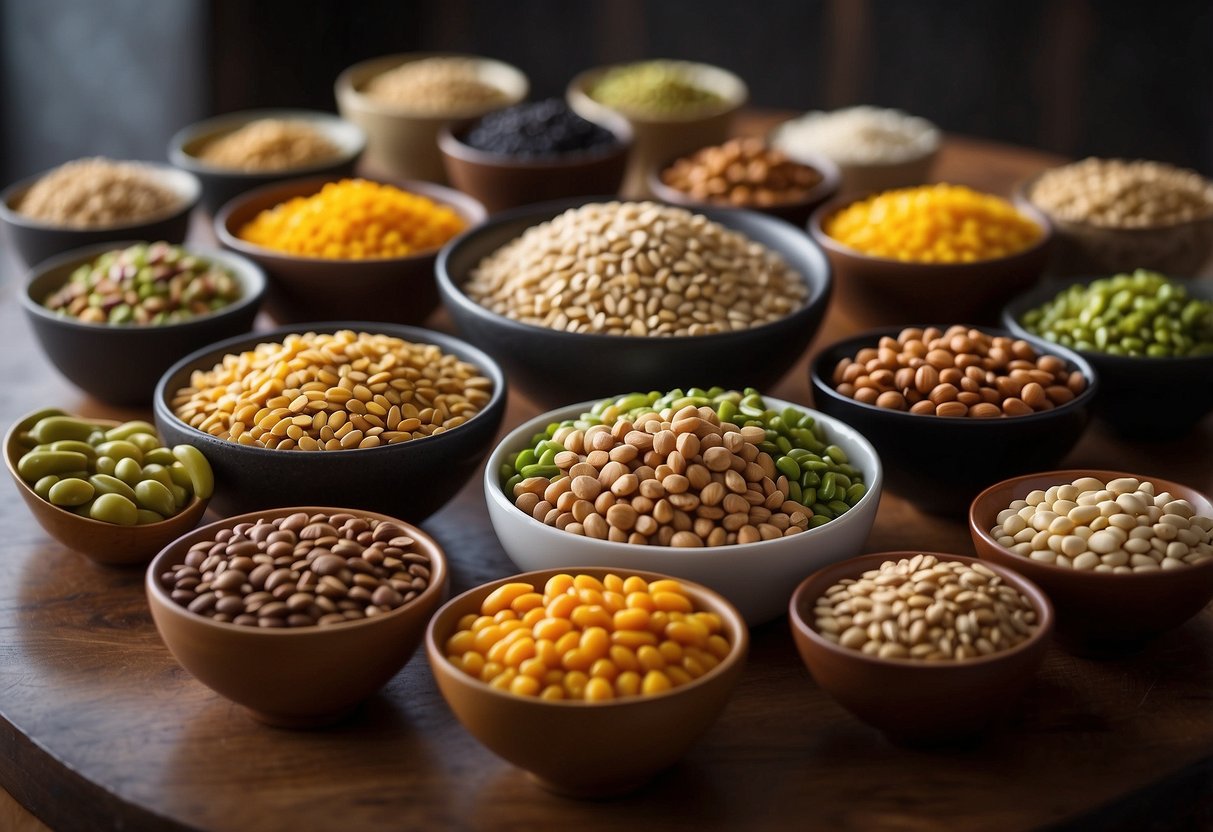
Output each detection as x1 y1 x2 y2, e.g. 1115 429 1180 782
587 61 723 115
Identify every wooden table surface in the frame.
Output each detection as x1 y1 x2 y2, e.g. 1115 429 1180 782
2 119 1211 832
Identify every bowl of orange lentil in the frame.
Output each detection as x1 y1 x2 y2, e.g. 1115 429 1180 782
215 175 486 325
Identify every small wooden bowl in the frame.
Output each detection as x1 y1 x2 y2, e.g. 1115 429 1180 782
4 408 209 567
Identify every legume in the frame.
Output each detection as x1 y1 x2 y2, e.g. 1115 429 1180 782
42 242 242 325
445 572 732 700
659 138 823 207
1018 270 1213 357
237 179 465 259
170 330 492 451
501 388 866 545
14 412 213 525
196 119 341 172
831 325 1087 418
159 510 431 626
824 184 1043 263
464 201 806 337
587 61 723 116
813 554 1038 661
989 476 1213 572
17 158 179 228
771 106 940 167
463 98 618 158
1029 158 1213 228
362 57 509 114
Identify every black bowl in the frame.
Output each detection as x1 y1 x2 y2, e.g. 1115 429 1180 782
21 241 266 405
1002 277 1213 436
153 322 507 522
0 162 200 269
436 197 832 407
809 326 1098 514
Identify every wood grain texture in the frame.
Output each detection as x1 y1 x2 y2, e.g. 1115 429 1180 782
1 119 1211 832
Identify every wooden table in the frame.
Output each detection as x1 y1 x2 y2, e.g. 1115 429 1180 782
2 125 1211 832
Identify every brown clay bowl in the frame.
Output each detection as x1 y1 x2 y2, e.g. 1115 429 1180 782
215 175 486 325
789 552 1053 745
146 506 448 726
4 408 209 566
426 567 748 797
808 195 1054 326
969 470 1213 652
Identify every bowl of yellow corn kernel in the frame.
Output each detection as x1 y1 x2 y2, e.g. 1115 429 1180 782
808 183 1053 326
216 176 486 325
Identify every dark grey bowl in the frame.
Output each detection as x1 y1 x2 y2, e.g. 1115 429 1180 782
809 326 1098 515
21 241 266 405
169 109 366 216
436 197 832 407
152 322 507 522
0 162 200 269
1002 277 1213 436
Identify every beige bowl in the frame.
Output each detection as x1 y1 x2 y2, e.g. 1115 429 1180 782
335 52 528 183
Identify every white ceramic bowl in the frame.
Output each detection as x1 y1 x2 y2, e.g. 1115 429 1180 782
484 396 883 625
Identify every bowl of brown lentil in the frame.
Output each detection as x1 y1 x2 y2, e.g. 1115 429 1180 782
147 506 448 726
790 552 1053 745
152 322 507 521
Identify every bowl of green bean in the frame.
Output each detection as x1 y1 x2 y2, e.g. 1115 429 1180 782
483 388 883 626
1003 271 1213 435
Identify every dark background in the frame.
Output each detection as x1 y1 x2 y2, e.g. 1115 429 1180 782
1 0 1211 185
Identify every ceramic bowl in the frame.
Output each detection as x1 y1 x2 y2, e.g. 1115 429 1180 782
426 566 747 796
335 52 528 183
809 327 1097 514
567 61 748 196
808 195 1053 326
436 196 833 407
152 322 507 522
0 161 200 269
789 552 1053 744
1002 276 1213 435
969 469 1213 651
647 147 841 228
215 175 486 324
147 506 448 726
483 396 882 625
438 113 632 214
21 241 266 405
4 408 209 566
168 109 366 215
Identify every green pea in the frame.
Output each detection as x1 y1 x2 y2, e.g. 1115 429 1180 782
143 447 176 466
94 440 143 464
134 479 176 516
169 463 193 488
48 477 95 507
170 484 189 508
824 445 849 465
809 514 833 528
48 440 97 458
129 432 161 453
17 450 89 481
520 464 560 478
103 420 159 442
114 457 144 484
136 509 166 525
94 456 117 476
33 475 60 500
775 456 801 480
89 492 138 526
846 482 867 504
515 449 537 470
140 463 174 488
503 473 523 496
28 416 106 445
801 487 817 507
171 444 214 500
827 499 851 516
88 474 138 502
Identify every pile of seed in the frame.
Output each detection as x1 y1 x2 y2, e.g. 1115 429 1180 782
197 119 340 172
1029 158 1213 228
160 511 431 627
171 330 493 451
772 105 940 167
989 475 1213 572
813 554 1039 661
463 98 618 158
660 138 824 206
363 57 508 113
587 61 723 115
464 201 807 337
18 158 179 228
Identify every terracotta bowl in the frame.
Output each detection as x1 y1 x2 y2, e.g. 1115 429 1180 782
146 506 448 726
789 552 1053 745
969 470 1213 651
809 326 1098 514
426 567 747 796
808 195 1053 326
4 408 209 566
215 175 486 325
21 241 266 406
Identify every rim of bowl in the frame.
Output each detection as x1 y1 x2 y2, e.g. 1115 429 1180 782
0 161 201 232
152 320 507 459
214 174 487 265
425 566 748 707
168 108 367 178
647 146 842 214
435 195 832 347
1001 275 1213 368
969 468 1213 582
146 505 448 634
483 394 884 558
1015 169 1213 234
807 191 1055 267
436 109 634 169
809 324 1100 425
567 60 749 125
335 52 529 119
789 551 1054 668
20 240 267 332
4 408 208 531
